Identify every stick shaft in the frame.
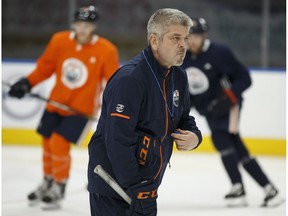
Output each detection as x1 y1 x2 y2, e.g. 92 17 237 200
3 81 97 121
94 165 132 205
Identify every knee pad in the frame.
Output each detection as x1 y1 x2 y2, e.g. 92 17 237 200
219 147 236 157
240 156 254 166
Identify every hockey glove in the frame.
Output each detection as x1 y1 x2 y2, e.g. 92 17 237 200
8 78 31 99
126 180 158 216
207 89 237 118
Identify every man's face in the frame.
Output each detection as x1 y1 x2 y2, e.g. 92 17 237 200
187 33 205 54
73 21 96 44
151 24 189 68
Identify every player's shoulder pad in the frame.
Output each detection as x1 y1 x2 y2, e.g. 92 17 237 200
48 31 71 43
212 42 233 55
96 36 118 52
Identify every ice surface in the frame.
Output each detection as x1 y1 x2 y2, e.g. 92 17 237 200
2 145 286 216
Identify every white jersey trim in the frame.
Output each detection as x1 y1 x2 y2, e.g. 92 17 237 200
202 39 211 52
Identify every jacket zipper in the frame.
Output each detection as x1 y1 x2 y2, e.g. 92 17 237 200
154 71 170 180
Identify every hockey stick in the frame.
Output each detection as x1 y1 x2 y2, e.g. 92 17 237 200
94 165 132 205
2 81 98 121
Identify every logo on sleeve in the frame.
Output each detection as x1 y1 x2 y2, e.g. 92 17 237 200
116 104 125 113
89 56 97 64
204 63 212 70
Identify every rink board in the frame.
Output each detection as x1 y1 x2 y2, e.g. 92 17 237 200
2 63 285 157
2 128 285 156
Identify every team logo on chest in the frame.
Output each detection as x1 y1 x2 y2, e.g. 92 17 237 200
185 67 209 95
173 90 180 107
61 58 88 89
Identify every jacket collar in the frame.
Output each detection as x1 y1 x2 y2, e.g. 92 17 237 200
143 45 172 78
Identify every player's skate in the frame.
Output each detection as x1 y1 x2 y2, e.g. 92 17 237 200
261 184 284 207
41 181 66 210
27 176 53 206
225 183 247 207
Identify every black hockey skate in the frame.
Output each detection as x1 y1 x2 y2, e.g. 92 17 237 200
42 181 66 210
27 176 53 206
262 184 284 207
225 183 247 207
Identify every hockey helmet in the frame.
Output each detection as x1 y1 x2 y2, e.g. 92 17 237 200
74 6 99 22
190 17 208 34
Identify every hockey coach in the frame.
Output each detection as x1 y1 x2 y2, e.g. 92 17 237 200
87 8 202 216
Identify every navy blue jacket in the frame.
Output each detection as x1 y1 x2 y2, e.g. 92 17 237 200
181 40 252 116
87 46 202 201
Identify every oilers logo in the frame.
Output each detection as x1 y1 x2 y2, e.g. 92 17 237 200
173 90 179 107
61 58 88 89
116 104 125 113
185 67 209 95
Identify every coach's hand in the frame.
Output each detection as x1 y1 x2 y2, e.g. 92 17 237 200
171 129 199 151
126 181 158 216
8 78 31 99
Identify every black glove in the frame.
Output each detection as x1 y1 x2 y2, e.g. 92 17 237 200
207 90 237 118
126 181 158 216
8 78 31 99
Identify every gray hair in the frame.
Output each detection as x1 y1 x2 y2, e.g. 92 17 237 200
147 8 192 43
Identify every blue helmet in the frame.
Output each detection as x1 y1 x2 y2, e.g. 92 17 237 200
190 17 208 34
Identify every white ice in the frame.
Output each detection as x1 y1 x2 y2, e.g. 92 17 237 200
2 145 286 216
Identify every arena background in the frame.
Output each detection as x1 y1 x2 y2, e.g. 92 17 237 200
3 0 285 67
2 0 286 156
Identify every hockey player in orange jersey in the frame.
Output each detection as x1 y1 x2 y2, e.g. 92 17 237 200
8 5 120 209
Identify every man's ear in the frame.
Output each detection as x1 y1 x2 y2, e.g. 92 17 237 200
149 34 159 50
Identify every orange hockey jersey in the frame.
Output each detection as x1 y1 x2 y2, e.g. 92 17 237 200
27 31 120 116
